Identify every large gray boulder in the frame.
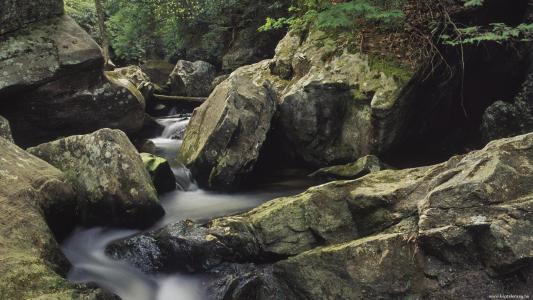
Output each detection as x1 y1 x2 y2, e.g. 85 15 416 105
212 29 414 168
0 137 99 299
179 74 276 190
114 133 533 299
0 16 146 147
168 60 216 97
28 129 164 228
0 0 64 35
273 30 412 167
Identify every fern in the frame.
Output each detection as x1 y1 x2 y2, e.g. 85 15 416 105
260 0 405 32
443 23 533 45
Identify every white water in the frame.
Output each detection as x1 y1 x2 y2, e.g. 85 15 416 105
61 114 312 300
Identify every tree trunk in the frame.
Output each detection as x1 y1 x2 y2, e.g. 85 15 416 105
94 0 110 67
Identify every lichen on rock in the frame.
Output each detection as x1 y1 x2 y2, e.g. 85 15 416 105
28 129 164 228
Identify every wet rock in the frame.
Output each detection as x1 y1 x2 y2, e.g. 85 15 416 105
0 16 146 147
140 153 176 194
27 129 164 228
0 138 89 298
0 115 13 142
309 155 390 180
204 263 295 300
121 133 533 299
0 0 64 35
168 60 216 97
107 220 242 274
179 74 277 190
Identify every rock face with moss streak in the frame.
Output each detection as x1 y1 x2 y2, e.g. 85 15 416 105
28 129 164 228
0 15 146 147
113 133 533 299
179 74 276 190
0 137 102 299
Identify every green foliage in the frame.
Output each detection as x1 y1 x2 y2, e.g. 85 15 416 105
90 0 287 63
442 23 533 45
441 0 532 45
260 0 405 32
64 0 98 40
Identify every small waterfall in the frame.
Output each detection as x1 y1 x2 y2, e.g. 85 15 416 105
151 114 196 191
61 112 315 300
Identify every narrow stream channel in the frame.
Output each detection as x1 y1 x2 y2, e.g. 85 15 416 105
61 114 315 300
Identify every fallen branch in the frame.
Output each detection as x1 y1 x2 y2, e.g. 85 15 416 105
153 94 207 105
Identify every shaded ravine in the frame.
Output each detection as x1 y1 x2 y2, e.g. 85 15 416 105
61 115 314 300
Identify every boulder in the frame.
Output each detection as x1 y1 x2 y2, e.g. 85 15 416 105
204 29 414 168
0 0 64 35
179 74 277 190
168 60 216 97
309 155 390 180
0 115 14 142
481 57 533 143
27 129 164 228
114 133 533 299
0 16 146 147
273 30 412 166
140 153 176 194
107 220 238 274
0 137 94 299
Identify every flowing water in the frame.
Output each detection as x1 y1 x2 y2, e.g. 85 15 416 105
61 114 316 300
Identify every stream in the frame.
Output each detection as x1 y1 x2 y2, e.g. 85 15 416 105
61 114 316 300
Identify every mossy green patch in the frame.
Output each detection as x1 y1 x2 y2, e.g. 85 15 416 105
369 55 414 84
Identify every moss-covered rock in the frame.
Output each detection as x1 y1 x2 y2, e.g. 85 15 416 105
115 133 533 299
0 137 94 299
272 29 412 166
192 27 415 169
140 153 176 194
28 129 164 228
309 155 390 180
179 74 277 190
0 0 64 35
